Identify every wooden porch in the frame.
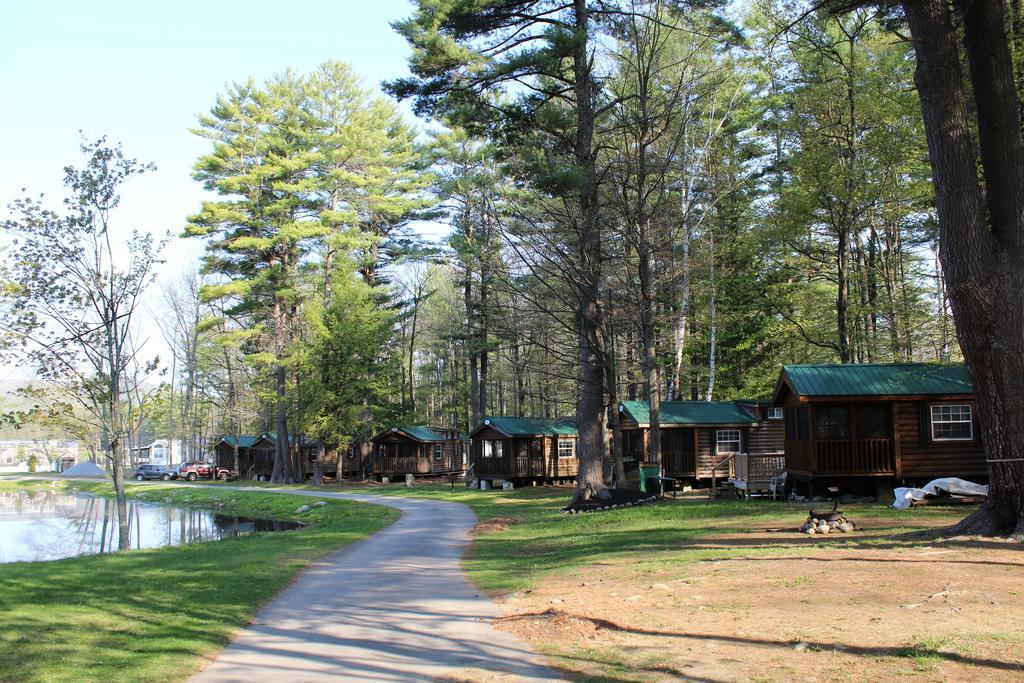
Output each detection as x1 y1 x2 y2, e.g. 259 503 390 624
788 438 896 476
374 444 431 476
710 452 786 498
475 452 545 478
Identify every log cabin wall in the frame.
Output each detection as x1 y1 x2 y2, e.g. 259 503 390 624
471 423 578 482
547 434 579 478
695 429 714 479
748 419 784 454
894 399 985 481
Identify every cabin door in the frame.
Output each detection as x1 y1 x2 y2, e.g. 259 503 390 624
663 429 696 476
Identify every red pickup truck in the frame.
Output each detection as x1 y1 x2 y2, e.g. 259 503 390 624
178 461 236 481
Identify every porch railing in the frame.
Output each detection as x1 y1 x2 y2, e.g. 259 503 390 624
814 439 895 474
663 450 696 477
375 455 430 474
734 452 786 486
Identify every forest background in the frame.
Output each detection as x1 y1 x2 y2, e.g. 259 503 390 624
0 1 957 484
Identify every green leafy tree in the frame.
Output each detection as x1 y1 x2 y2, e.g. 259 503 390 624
188 74 327 483
1 138 163 549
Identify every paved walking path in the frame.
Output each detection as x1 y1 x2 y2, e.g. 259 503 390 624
191 489 558 682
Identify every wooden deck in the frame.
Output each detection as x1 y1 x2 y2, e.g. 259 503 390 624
787 438 895 476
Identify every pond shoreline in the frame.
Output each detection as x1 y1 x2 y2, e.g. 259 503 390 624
0 479 398 682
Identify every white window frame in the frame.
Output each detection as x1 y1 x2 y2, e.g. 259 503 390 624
930 404 973 441
716 429 741 454
433 444 443 461
768 407 784 420
557 438 575 459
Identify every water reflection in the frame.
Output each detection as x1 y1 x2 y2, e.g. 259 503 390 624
0 491 302 563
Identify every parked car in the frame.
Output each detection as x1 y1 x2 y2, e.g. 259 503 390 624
178 461 236 481
132 464 178 481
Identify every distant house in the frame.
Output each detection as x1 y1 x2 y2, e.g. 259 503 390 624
772 363 985 494
212 433 326 480
469 417 578 486
369 426 466 481
129 439 183 467
617 401 784 486
0 439 79 473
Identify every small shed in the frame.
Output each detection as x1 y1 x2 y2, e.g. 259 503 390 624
772 363 984 491
617 400 783 482
369 426 466 480
469 416 578 485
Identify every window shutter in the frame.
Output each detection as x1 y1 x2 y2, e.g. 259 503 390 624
710 430 718 455
918 402 931 445
740 429 749 454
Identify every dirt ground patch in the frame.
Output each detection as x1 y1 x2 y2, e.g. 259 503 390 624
496 526 1024 681
473 517 521 534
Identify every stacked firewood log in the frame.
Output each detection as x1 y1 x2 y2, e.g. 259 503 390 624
799 504 857 535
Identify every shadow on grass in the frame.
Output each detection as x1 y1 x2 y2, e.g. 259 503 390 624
508 609 1023 675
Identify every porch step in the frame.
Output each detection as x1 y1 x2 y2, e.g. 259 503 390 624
710 481 739 499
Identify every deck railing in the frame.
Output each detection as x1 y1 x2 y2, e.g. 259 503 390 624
814 439 895 474
474 455 545 477
734 452 786 484
374 455 430 474
663 450 696 477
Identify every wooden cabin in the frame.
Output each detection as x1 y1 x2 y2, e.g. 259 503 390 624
369 426 466 481
772 363 985 493
618 400 784 487
213 433 329 481
469 417 578 486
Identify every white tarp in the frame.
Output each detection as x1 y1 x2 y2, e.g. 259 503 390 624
59 462 106 478
892 477 989 509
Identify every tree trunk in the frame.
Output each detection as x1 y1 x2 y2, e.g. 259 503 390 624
670 215 692 401
837 223 851 363
904 0 1024 538
605 314 627 487
638 224 661 471
571 0 608 498
706 227 717 399
271 296 293 483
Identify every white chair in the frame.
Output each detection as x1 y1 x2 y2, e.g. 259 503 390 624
769 471 788 501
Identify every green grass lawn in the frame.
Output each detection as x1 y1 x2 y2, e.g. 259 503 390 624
0 479 397 683
348 484 967 593
196 480 968 594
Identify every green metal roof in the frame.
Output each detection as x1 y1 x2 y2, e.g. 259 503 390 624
217 433 317 448
473 416 577 437
619 400 757 426
370 423 446 446
217 435 269 448
391 426 447 442
778 363 974 398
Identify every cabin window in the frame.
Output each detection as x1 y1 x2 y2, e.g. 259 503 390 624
857 404 891 439
482 440 503 458
930 404 973 441
558 438 575 459
816 406 850 440
716 430 741 454
768 407 783 420
433 444 443 461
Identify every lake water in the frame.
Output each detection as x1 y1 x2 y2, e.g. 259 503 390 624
0 490 302 563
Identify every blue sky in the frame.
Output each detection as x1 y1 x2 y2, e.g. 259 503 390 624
0 0 426 260
0 0 433 383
